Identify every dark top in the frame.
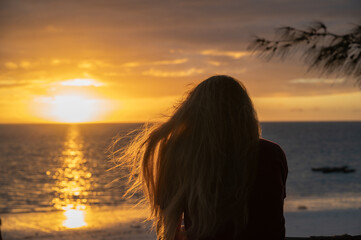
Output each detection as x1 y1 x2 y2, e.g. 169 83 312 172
184 139 288 240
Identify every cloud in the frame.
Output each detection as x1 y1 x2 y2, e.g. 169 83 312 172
45 25 62 33
0 82 26 88
20 61 31 68
121 62 140 68
60 79 104 87
201 50 251 59
4 62 18 69
51 59 61 65
0 79 43 88
152 58 188 65
142 68 204 77
78 62 93 69
208 61 221 66
0 0 359 98
120 58 188 68
290 78 345 84
3 60 32 70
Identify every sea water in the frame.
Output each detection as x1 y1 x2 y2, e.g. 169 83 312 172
0 122 360 214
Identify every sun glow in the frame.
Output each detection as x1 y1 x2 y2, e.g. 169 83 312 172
60 79 104 87
63 207 87 228
50 95 99 123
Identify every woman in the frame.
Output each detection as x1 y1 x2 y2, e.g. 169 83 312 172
121 75 288 240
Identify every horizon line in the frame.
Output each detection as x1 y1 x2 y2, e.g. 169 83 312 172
1 120 361 125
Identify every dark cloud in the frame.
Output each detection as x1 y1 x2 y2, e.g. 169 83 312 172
0 0 360 96
1 0 359 42
0 82 27 88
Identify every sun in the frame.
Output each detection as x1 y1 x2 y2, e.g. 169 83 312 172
50 95 99 123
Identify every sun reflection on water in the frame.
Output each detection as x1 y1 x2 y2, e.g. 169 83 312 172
62 205 87 228
52 125 92 228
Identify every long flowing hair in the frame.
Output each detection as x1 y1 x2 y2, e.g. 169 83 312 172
119 75 260 240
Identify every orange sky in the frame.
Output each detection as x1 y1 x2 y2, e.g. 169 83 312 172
0 0 360 123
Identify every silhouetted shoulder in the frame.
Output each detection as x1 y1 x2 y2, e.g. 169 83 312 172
259 138 284 156
259 138 286 162
244 138 288 239
258 138 288 192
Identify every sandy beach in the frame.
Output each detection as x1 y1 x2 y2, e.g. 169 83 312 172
1 205 155 240
2 204 361 240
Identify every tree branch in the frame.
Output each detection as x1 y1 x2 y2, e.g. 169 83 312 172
248 21 361 87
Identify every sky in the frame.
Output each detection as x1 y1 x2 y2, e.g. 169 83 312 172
0 0 360 123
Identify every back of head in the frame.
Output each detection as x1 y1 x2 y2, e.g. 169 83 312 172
125 75 260 240
178 75 259 145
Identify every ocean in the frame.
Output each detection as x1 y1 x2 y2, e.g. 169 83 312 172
0 122 360 214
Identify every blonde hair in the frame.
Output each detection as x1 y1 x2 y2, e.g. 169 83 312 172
119 75 260 240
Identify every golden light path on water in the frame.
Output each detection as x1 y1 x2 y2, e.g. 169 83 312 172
51 125 92 228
